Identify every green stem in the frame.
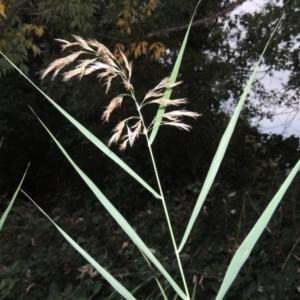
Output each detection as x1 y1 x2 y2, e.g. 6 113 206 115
131 91 190 300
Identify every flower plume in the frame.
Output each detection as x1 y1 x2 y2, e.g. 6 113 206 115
41 36 200 150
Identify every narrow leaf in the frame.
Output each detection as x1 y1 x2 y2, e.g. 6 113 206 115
30 110 187 300
0 163 30 231
0 51 160 200
148 0 202 145
21 191 136 300
216 158 300 299
178 15 283 253
0 1 5 18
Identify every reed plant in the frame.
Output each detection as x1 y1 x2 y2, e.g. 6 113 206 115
1 7 298 300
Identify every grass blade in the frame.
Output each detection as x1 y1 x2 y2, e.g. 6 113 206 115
0 51 160 200
0 163 30 231
178 15 283 253
138 249 168 300
21 190 136 300
30 109 187 300
148 0 201 145
191 275 198 300
216 158 300 299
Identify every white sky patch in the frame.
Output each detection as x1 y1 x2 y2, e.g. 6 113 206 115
227 0 300 137
231 0 266 14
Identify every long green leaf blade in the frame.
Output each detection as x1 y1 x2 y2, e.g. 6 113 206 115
21 191 136 300
178 15 283 253
148 0 201 145
31 110 187 300
216 158 300 300
0 51 160 200
0 163 30 231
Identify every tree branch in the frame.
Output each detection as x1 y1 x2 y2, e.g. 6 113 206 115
146 0 247 38
0 0 31 29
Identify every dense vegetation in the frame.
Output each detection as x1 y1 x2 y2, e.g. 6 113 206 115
1 0 300 299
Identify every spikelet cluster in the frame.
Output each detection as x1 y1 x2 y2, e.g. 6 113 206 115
78 264 98 278
41 35 132 92
41 36 200 150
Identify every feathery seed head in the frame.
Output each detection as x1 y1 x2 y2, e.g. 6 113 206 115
102 96 124 122
40 36 200 151
40 36 129 94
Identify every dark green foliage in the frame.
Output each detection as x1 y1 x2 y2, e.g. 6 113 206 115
1 0 299 200
1 0 300 298
1 167 300 299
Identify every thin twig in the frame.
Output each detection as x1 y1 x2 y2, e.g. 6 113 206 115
146 0 247 38
232 193 245 253
245 191 272 234
281 234 300 270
